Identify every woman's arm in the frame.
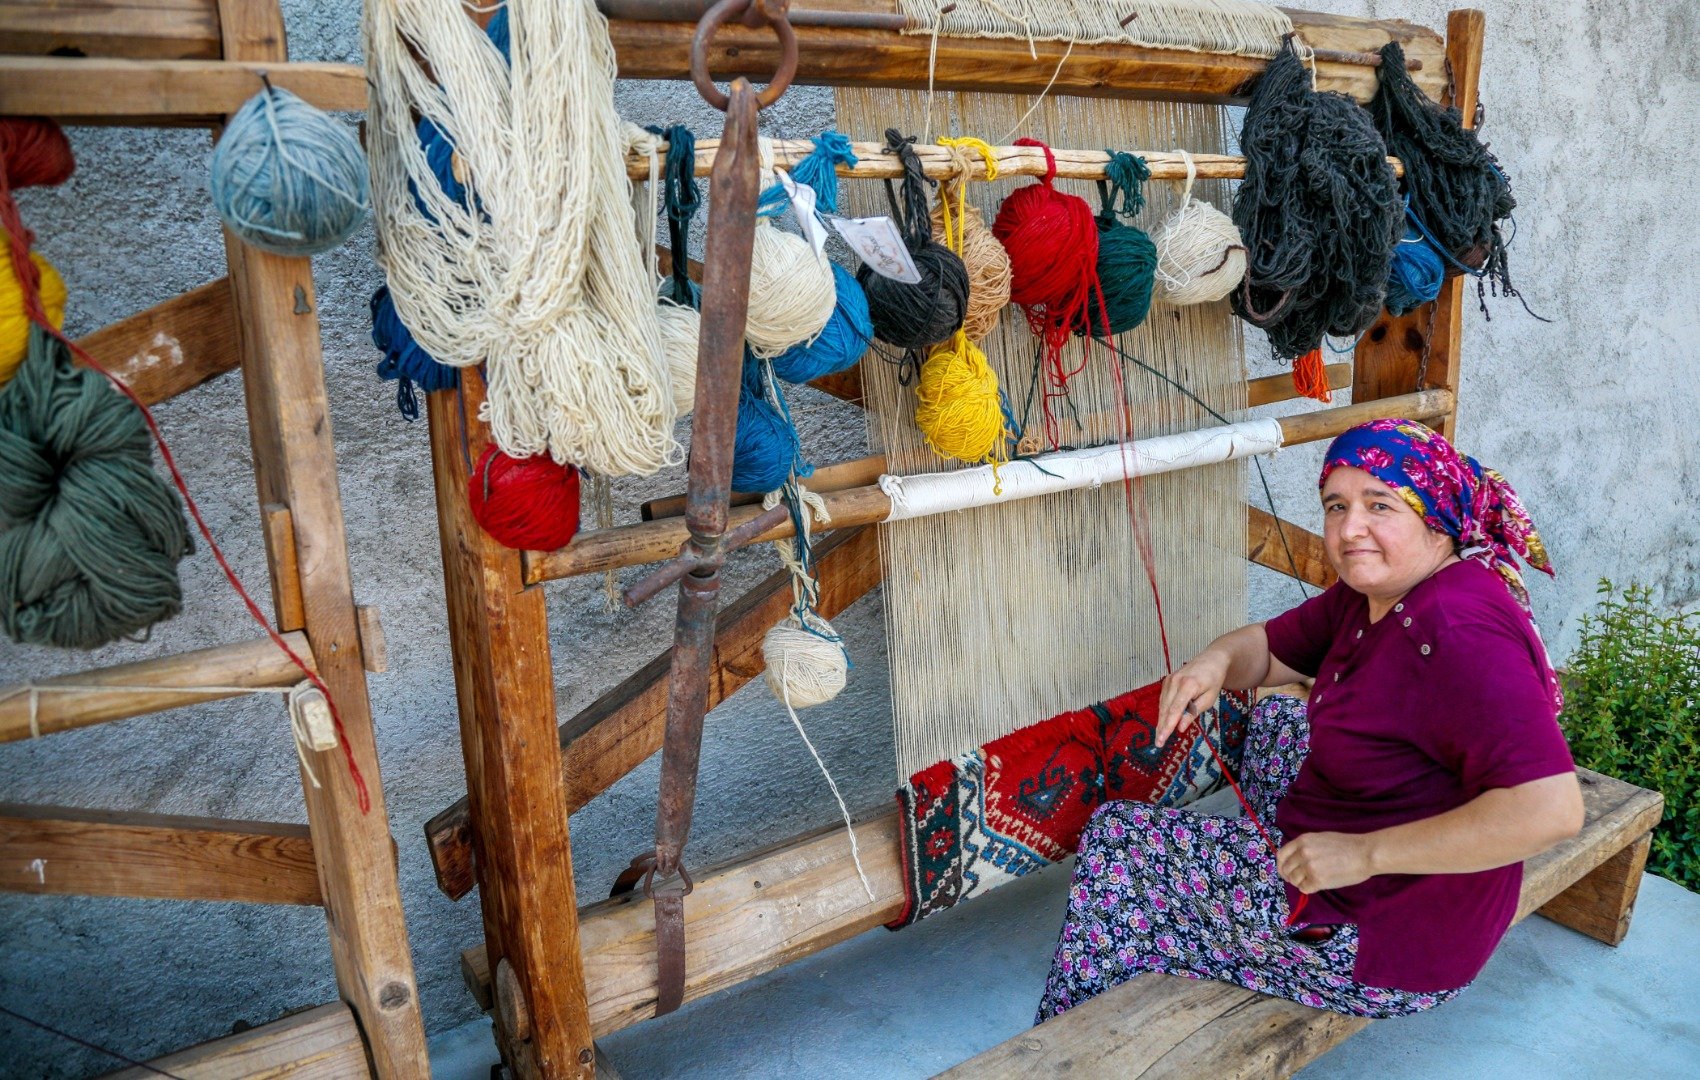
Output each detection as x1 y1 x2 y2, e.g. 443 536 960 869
1277 772 1586 893
1154 623 1310 746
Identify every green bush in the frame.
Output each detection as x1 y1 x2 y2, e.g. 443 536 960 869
1559 580 1700 891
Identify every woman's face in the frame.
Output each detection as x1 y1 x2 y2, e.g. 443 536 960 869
1321 466 1454 599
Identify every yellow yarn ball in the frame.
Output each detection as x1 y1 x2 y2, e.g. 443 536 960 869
0 251 66 388
914 331 1006 465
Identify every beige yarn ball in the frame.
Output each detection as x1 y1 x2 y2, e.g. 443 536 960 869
655 297 698 416
762 618 848 708
932 198 1011 343
746 221 837 358
1152 198 1247 306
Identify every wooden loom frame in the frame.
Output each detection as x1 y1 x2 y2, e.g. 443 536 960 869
0 2 430 1075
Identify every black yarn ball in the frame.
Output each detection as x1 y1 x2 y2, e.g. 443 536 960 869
857 241 970 351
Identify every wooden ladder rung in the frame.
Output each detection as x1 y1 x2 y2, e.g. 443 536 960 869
0 804 321 905
78 277 242 407
0 630 313 743
99 1002 363 1078
0 0 223 63
0 55 365 124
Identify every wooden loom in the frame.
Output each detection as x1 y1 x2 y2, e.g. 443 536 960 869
390 4 1664 1080
0 2 430 1076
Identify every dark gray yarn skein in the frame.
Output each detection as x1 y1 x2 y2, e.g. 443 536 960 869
1232 42 1402 358
857 129 969 366
0 327 192 648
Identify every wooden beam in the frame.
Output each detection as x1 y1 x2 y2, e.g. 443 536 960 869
1538 830 1652 947
103 1002 368 1080
0 630 311 743
216 0 427 1071
0 1 223 62
262 504 308 633
1247 362 1352 408
1513 769 1663 921
1247 508 1335 589
0 804 320 905
76 278 241 407
527 389 1453 582
0 55 365 123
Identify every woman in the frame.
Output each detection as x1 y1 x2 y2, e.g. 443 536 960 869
1038 418 1584 1021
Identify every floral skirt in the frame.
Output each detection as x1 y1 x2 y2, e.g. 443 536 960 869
1036 694 1465 1022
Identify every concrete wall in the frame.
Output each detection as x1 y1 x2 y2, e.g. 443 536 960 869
1 1 1694 1074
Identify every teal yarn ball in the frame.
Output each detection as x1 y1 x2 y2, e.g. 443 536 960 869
0 328 193 649
1086 219 1158 337
211 83 370 256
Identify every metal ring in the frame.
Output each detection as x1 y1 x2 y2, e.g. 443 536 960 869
690 0 798 111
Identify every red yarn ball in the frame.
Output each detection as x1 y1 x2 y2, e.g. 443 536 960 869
0 118 74 190
992 138 1105 366
467 447 581 551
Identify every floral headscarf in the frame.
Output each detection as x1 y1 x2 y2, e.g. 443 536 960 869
1319 419 1553 611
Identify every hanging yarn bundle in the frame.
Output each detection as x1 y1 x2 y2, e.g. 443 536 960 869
1369 40 1531 314
1152 150 1246 306
370 285 457 420
0 242 64 389
0 119 74 389
732 352 811 494
929 137 1011 344
747 138 837 359
210 78 370 257
1385 209 1445 317
0 327 194 648
1082 151 1158 337
466 445 581 551
1231 42 1401 358
364 0 678 476
767 133 873 384
857 129 969 373
645 123 704 415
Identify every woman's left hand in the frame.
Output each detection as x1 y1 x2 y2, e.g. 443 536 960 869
1276 832 1376 894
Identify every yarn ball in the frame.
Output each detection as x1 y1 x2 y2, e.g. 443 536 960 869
1085 217 1157 337
762 618 848 708
655 297 699 415
769 263 871 383
1385 223 1445 317
746 222 837 358
856 241 969 351
467 446 581 551
915 333 1005 465
732 355 804 494
1153 198 1247 305
0 327 193 649
371 284 457 383
0 247 66 389
0 118 75 189
210 83 371 257
931 199 1010 343
992 142 1102 359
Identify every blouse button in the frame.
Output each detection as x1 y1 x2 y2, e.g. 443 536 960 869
1394 603 1404 612
1355 629 1364 639
1314 692 1323 703
1402 617 1412 627
1333 672 1340 682
1420 644 1432 656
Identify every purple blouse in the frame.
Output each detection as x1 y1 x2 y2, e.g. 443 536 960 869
1263 559 1575 993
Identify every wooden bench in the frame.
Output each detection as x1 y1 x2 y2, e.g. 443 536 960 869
941 768 1663 1078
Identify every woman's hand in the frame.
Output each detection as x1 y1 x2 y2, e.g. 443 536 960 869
1155 648 1232 747
1277 832 1375 894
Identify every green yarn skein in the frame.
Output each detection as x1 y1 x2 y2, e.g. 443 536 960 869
0 326 192 648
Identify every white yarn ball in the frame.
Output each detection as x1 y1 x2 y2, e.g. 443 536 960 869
1153 200 1248 306
762 619 848 708
655 298 699 416
746 222 836 358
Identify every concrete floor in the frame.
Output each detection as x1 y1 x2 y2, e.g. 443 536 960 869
429 862 1700 1079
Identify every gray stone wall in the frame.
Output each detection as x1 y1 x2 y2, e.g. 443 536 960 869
1 1 1695 1074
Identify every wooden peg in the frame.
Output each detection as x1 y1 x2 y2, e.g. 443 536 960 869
356 605 387 674
261 504 306 633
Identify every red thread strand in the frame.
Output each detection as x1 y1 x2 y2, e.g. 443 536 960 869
0 118 369 813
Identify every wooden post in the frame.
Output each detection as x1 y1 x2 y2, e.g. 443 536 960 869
427 371 596 1080
1538 828 1653 946
1351 8 1485 443
214 2 429 1073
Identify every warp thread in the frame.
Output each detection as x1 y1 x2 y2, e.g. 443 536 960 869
858 129 968 379
1083 150 1158 337
1152 149 1246 306
466 446 581 551
929 137 1011 344
210 78 370 257
1231 42 1401 358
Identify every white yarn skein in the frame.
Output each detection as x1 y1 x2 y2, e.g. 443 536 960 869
1153 150 1248 306
762 618 849 706
363 1 679 477
745 139 836 358
655 299 699 416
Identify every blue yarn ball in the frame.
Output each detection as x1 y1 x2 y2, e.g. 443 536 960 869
769 264 872 383
1386 224 1445 317
733 356 807 493
211 84 369 257
371 287 458 392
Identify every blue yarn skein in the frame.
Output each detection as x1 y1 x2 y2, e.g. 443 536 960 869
769 263 873 383
211 81 369 257
733 353 812 493
1386 218 1445 317
371 286 458 420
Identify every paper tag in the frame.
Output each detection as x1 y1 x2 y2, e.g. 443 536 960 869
777 171 830 257
827 214 922 284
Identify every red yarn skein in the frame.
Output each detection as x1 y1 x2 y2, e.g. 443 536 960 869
0 118 74 190
468 447 582 551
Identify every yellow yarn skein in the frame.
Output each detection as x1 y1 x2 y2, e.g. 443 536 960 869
0 248 66 388
914 331 1007 468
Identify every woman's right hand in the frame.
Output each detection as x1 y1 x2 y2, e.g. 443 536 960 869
1155 648 1232 748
